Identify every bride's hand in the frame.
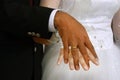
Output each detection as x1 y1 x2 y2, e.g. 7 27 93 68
57 47 99 71
55 11 99 70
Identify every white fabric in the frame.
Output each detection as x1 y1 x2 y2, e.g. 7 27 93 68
42 0 120 80
41 0 61 32
48 9 58 32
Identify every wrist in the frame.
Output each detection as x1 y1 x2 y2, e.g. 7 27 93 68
54 11 65 29
54 11 72 30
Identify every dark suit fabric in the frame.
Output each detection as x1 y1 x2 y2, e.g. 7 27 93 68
0 0 53 80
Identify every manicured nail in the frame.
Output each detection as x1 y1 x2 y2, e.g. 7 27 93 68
95 58 99 65
76 65 80 70
84 66 89 71
70 65 74 70
57 61 60 65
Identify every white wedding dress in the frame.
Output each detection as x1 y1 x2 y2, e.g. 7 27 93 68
42 0 120 80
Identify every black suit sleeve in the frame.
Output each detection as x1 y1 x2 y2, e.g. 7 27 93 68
1 1 53 39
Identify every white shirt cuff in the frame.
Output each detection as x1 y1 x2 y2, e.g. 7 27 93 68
48 9 59 32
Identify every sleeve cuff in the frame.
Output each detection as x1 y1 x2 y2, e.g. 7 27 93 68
48 9 59 32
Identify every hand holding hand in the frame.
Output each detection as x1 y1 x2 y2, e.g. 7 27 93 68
55 11 99 70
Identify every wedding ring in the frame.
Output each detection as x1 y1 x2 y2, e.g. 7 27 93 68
71 46 77 49
68 46 77 49
61 46 77 49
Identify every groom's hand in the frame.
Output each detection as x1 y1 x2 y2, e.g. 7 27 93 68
55 11 99 70
32 37 50 45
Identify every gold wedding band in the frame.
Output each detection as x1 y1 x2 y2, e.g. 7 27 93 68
61 46 77 49
71 46 77 49
68 46 77 49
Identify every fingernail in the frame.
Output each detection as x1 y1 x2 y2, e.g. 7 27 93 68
76 65 80 70
57 61 60 65
95 59 99 65
70 66 74 70
84 66 89 71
